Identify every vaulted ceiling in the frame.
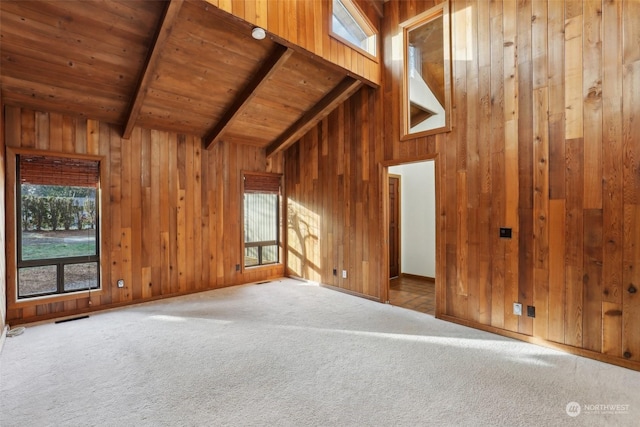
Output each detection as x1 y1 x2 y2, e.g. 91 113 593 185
0 0 363 154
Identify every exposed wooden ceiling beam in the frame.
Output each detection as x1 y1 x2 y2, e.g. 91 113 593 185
266 77 362 158
203 45 293 150
122 0 184 139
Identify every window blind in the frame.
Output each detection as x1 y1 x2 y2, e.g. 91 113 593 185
19 155 100 188
243 173 281 194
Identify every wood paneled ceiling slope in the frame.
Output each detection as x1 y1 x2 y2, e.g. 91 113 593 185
0 0 364 155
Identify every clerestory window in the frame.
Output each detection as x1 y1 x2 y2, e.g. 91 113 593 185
331 0 377 58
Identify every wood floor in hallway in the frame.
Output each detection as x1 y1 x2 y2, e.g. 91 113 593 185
388 275 435 315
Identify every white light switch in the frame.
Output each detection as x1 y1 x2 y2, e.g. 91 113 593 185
513 302 522 316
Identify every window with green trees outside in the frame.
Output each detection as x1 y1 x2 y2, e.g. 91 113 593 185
17 154 101 299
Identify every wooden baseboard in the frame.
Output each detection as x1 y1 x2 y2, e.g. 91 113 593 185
320 283 381 302
287 274 382 302
438 314 640 372
9 276 288 327
400 273 435 281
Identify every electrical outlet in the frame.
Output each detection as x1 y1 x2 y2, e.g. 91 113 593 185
117 279 125 288
513 302 522 316
342 270 347 279
527 305 536 318
500 227 512 238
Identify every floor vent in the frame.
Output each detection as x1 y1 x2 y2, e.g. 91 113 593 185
55 315 89 324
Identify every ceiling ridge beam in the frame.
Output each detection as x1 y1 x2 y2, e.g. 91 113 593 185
203 44 293 150
266 76 362 158
122 0 184 139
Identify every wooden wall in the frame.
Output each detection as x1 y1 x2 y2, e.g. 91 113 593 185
285 87 384 296
205 0 382 86
0 93 5 332
284 0 640 370
3 106 283 324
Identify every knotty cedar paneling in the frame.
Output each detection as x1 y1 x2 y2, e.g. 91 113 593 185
284 0 640 370
3 106 283 324
204 0 381 86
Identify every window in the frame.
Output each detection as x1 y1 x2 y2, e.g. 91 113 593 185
331 0 377 58
17 154 100 299
401 2 452 138
243 172 281 268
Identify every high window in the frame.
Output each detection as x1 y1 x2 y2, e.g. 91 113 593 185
17 154 100 299
331 0 377 58
243 172 281 268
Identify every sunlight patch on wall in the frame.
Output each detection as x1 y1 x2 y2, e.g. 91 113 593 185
391 33 403 62
452 3 474 61
287 199 321 281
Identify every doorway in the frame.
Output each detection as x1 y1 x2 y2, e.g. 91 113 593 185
388 174 401 279
385 160 437 315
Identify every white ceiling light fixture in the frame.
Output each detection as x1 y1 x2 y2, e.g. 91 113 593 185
251 27 266 40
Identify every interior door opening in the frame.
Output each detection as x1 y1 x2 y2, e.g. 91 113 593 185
388 174 401 279
386 160 437 315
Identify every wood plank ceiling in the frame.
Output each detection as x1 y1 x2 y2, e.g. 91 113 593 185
0 0 359 150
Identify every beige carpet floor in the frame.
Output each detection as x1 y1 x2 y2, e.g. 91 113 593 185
1 278 639 426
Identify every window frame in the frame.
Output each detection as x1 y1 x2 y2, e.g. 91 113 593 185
330 0 379 61
241 171 283 270
12 148 103 301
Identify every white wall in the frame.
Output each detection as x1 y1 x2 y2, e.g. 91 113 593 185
388 161 436 278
